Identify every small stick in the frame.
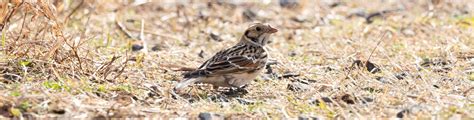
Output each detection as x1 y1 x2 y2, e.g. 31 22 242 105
14 9 28 41
115 17 136 40
140 19 148 54
63 0 84 24
113 54 129 80
366 31 388 63
0 1 24 32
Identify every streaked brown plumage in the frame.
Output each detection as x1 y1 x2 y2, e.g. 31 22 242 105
173 23 278 93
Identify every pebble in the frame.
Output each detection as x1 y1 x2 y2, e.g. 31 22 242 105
131 44 144 51
198 112 224 120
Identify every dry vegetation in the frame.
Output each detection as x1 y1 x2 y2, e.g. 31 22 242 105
0 0 473 119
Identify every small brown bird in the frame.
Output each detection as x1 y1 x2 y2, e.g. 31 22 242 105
173 23 278 94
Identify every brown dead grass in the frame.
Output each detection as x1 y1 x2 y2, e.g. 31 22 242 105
0 0 473 119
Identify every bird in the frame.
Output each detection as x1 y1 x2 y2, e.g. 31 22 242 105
173 23 278 94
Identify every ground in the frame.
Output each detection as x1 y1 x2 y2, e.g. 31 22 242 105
0 0 473 119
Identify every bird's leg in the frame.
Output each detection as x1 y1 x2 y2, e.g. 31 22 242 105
236 84 249 94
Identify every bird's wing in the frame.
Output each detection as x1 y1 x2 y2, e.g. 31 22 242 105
176 51 260 91
205 55 261 74
184 54 261 78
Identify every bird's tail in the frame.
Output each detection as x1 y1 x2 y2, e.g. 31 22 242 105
174 78 200 91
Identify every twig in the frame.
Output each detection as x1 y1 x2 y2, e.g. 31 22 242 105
140 19 148 53
100 56 121 80
113 54 129 80
14 9 28 41
0 1 24 32
63 0 84 24
114 6 136 40
72 46 83 70
115 18 135 40
177 4 191 40
366 31 388 62
344 31 388 77
40 1 69 60
464 87 473 96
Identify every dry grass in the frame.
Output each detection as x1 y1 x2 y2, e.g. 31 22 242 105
0 0 473 119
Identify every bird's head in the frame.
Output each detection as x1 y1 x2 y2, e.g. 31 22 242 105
241 23 278 46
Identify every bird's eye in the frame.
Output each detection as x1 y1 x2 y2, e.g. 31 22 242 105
256 27 261 31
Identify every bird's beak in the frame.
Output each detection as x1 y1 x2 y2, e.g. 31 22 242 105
268 25 278 33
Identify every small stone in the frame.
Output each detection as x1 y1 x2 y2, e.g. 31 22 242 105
351 60 381 73
51 109 66 114
131 44 144 51
198 112 223 120
365 61 381 73
329 2 343 8
361 97 374 104
396 109 409 118
209 32 223 42
198 10 209 20
347 9 366 18
279 0 299 8
340 94 356 104
291 16 306 23
288 51 297 57
320 97 333 103
401 28 415 36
